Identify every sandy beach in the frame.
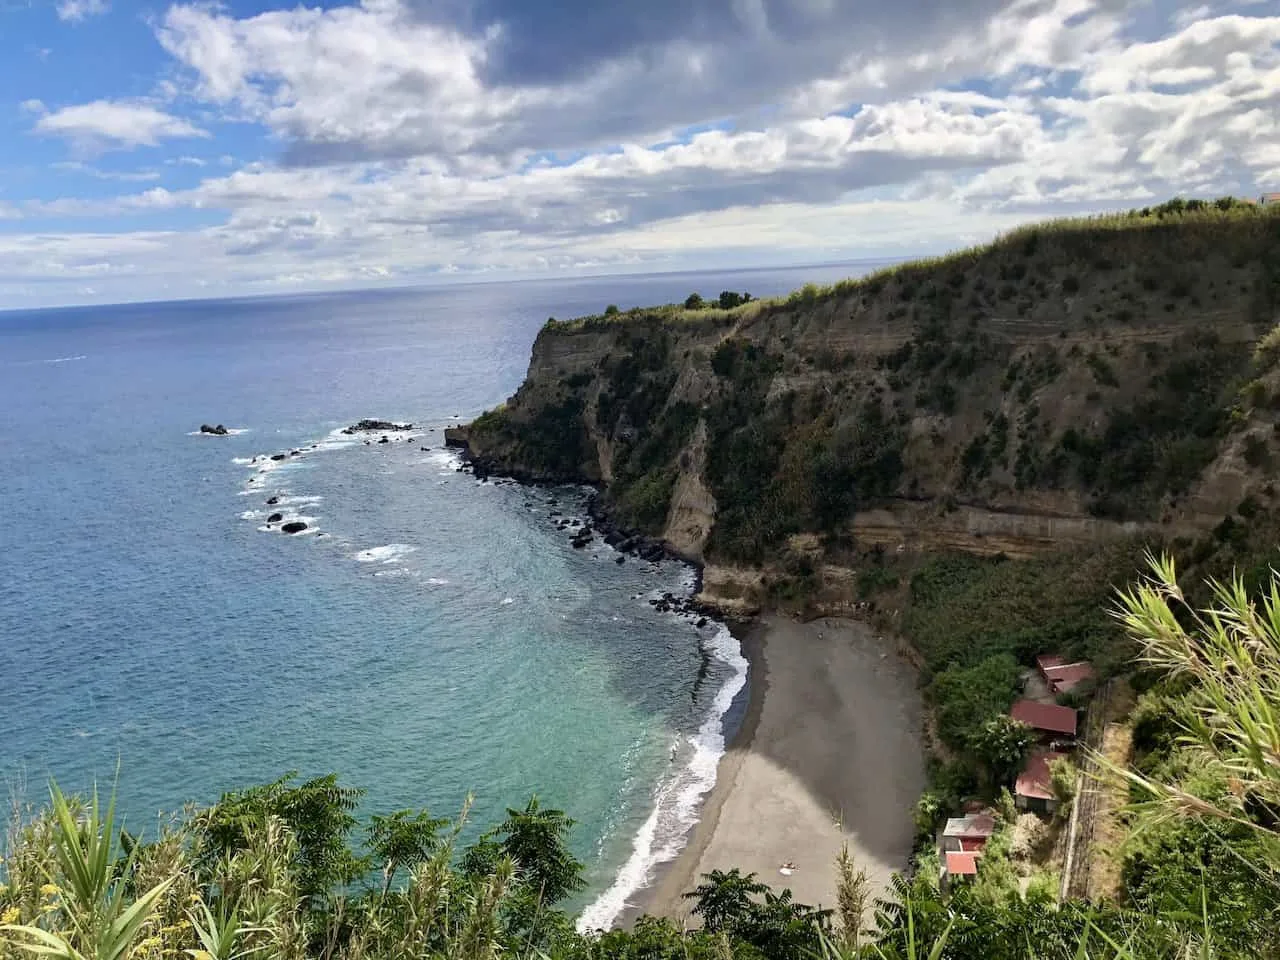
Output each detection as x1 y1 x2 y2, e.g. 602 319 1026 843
642 614 924 921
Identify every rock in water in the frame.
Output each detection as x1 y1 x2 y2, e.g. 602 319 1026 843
281 521 308 534
341 419 412 435
199 423 229 436
267 512 284 523
266 496 279 505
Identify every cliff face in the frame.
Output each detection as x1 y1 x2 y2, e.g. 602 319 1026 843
453 205 1280 606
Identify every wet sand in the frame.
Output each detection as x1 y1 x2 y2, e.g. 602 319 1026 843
641 614 924 922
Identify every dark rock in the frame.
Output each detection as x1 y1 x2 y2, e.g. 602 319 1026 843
342 419 412 434
281 521 308 534
199 423 229 436
378 436 391 444
268 512 284 523
270 453 286 461
696 617 708 628
615 555 626 564
266 496 279 505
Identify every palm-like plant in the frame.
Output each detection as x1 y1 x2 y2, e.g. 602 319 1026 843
1111 554 1280 867
1 784 172 960
185 901 264 960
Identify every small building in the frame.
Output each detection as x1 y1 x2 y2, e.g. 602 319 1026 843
1015 749 1071 814
945 851 979 878
1011 698 1079 739
1261 193 1280 206
1035 655 1095 696
942 813 996 852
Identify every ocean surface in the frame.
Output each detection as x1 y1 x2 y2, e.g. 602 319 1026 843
0 263 878 926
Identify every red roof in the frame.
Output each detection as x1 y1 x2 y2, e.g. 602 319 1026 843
958 837 987 852
946 852 979 876
1011 699 1078 736
1016 750 1070 801
1035 654 1066 673
943 814 996 839
1043 662 1095 695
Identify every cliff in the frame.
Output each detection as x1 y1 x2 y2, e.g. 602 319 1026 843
450 201 1280 611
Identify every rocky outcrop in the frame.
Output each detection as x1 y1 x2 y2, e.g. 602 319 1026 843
342 419 412 434
281 521 308 534
199 424 229 436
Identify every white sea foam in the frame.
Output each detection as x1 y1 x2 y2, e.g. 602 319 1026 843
276 495 323 506
45 355 87 364
355 544 417 564
425 577 450 586
500 597 515 605
420 447 462 474
576 620 748 932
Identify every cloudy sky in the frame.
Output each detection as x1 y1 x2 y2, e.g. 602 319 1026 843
0 0 1277 307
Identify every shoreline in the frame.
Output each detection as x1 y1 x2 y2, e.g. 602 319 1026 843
634 614 925 924
620 618 767 926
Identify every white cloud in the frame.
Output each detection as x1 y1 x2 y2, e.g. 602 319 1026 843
35 100 209 149
9 1 1280 307
56 0 109 23
53 161 162 182
19 98 46 115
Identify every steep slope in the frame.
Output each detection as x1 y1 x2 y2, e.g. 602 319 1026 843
450 201 1280 606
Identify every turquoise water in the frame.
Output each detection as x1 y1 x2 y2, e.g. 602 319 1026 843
0 264 875 924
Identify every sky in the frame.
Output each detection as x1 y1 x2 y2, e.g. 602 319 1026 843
0 0 1277 308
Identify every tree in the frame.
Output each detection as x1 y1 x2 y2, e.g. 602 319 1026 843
604 304 620 316
491 796 583 906
195 772 365 902
366 808 449 897
717 291 751 309
684 868 767 933
929 653 1022 753
684 293 705 309
970 715 1036 786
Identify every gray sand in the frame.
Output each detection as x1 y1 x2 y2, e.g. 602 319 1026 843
642 615 924 921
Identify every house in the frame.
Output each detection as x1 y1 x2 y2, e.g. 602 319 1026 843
1011 698 1078 739
945 851 979 878
1261 193 1280 206
1035 655 1095 696
1015 749 1071 814
942 813 996 852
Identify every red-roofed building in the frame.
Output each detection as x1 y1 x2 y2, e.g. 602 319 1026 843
1016 749 1071 814
1035 654 1066 674
957 837 987 853
1036 655 1095 696
945 852 979 877
1011 698 1078 738
942 814 996 848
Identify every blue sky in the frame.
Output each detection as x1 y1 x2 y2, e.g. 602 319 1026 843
1 0 1278 307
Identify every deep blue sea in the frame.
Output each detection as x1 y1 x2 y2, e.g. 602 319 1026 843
0 263 876 925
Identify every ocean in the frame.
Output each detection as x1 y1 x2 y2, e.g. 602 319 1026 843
0 263 877 927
